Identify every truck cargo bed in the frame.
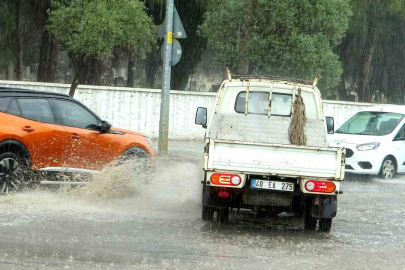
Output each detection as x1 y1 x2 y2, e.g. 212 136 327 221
207 140 344 179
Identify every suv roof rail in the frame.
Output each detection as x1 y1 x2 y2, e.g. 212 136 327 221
230 75 314 85
0 87 70 97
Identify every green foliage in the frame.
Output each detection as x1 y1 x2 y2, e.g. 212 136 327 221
201 0 352 95
0 0 42 71
48 0 157 59
141 0 208 90
336 0 405 103
388 0 405 16
0 1 16 69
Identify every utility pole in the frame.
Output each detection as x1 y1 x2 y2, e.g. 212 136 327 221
157 1 186 154
158 0 174 154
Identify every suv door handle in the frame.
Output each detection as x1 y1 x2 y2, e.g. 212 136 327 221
70 134 80 140
22 126 35 133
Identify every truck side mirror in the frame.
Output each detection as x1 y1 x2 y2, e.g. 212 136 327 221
326 116 334 134
195 107 207 128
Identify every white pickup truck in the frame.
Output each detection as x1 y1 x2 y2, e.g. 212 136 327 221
195 74 345 231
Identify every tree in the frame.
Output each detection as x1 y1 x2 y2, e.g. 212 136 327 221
48 0 157 96
15 0 23 81
28 0 58 83
0 0 16 76
170 0 207 90
1 0 40 81
142 0 207 90
200 0 352 96
336 0 405 103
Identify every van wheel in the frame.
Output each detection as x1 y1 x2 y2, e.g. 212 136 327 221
319 218 333 232
380 156 396 179
0 152 29 194
217 208 229 224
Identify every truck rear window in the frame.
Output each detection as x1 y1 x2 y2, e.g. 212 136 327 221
235 92 292 116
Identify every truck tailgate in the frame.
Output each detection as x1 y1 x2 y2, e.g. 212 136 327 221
207 140 344 179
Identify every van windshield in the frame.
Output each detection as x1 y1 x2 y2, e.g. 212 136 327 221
336 111 404 136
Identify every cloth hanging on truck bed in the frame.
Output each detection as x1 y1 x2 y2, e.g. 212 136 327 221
289 87 307 146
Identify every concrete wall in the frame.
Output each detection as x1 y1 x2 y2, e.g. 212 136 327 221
0 80 379 139
322 100 375 130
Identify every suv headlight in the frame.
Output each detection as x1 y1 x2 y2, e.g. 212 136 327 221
356 142 380 151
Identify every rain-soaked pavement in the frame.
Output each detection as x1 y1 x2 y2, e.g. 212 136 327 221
1 140 405 270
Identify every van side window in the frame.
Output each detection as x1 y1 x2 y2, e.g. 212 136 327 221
7 99 22 116
17 98 56 123
394 125 405 140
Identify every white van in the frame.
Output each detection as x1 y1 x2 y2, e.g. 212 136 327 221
329 105 405 179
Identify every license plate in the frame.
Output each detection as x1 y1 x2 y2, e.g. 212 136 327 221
251 179 294 192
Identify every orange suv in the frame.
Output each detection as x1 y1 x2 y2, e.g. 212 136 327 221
0 87 154 193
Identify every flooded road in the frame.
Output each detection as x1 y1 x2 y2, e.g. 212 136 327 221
1 140 405 269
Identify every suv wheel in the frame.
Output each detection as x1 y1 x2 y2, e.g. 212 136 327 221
0 152 29 194
120 147 149 167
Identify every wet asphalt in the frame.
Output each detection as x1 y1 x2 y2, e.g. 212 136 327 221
0 140 404 270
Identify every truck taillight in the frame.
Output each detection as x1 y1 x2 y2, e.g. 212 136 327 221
305 180 336 193
211 174 241 186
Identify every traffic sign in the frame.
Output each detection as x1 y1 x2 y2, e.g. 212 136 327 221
161 39 182 66
157 6 187 39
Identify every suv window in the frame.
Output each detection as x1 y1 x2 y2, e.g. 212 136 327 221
53 99 99 129
0 98 10 112
17 98 56 123
7 99 21 116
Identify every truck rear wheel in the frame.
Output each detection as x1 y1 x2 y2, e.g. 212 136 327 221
319 218 333 232
217 208 229 224
304 201 317 230
202 205 214 221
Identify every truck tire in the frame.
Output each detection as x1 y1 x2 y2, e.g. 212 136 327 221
202 205 214 221
304 201 317 230
217 208 229 224
319 218 333 232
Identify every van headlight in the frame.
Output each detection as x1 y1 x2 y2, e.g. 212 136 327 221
356 142 380 151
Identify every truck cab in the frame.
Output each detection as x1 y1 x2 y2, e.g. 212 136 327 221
195 74 345 231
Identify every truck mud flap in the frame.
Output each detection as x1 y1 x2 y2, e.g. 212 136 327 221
309 195 337 218
202 186 229 209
